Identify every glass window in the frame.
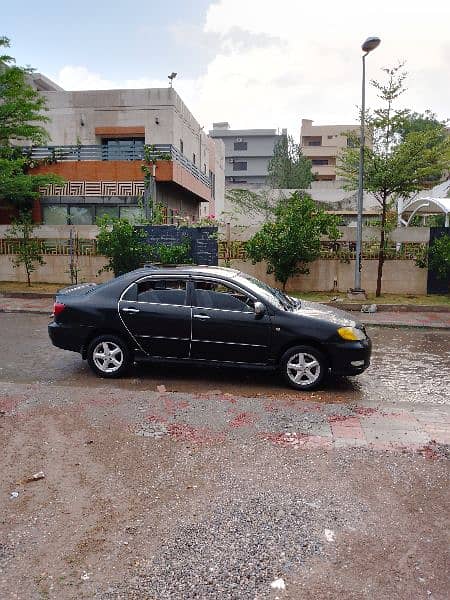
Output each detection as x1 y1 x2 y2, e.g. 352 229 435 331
120 206 145 223
193 280 254 312
137 279 186 305
69 206 94 225
96 206 119 221
234 141 247 151
233 161 247 171
43 205 68 225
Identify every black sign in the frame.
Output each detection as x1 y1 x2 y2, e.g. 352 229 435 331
139 225 218 266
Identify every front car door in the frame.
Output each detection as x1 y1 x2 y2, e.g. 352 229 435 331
119 277 191 358
190 278 271 364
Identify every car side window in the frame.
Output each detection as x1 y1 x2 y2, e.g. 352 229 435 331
193 280 255 312
136 279 187 305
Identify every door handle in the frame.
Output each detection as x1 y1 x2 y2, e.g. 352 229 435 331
193 314 210 319
122 307 140 313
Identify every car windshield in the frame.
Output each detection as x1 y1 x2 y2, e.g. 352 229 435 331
237 273 299 311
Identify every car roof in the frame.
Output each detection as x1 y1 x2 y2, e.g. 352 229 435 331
137 265 241 278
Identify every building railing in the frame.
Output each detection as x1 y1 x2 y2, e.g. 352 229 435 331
23 143 211 188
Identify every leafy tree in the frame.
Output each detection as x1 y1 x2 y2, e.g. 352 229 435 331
0 36 63 209
429 234 450 286
6 211 45 286
225 188 279 221
338 63 450 296
245 192 341 290
96 216 153 276
268 135 313 189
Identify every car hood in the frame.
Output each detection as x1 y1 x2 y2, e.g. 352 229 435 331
294 300 359 327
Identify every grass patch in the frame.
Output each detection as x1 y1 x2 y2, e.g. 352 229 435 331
0 281 66 294
290 291 450 306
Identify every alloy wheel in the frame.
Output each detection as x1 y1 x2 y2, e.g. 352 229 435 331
286 352 321 387
92 341 124 373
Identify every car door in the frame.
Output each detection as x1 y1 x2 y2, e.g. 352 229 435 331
190 278 271 364
118 277 191 358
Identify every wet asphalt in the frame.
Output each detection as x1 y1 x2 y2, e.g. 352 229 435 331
1 313 449 405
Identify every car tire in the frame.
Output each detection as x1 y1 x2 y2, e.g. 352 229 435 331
87 334 131 378
281 345 327 391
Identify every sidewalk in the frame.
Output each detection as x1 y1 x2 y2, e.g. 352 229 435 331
0 295 449 328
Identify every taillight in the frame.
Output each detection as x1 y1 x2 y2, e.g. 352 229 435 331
53 302 65 317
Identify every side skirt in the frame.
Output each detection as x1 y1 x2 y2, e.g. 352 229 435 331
133 354 277 372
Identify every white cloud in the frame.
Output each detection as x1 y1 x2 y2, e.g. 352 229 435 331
53 0 450 139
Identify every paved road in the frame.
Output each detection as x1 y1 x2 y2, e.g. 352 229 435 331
0 313 449 404
1 313 449 599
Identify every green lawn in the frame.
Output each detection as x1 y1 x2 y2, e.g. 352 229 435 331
290 291 450 306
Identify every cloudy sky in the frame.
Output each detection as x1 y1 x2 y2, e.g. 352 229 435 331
3 0 449 137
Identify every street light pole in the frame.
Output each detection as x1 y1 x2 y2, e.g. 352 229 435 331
354 36 380 294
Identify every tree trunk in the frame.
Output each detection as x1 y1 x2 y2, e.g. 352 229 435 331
376 200 387 297
26 268 31 287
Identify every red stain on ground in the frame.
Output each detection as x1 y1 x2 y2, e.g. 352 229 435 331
0 395 21 413
327 414 353 423
229 412 257 428
167 423 225 445
261 432 332 449
354 407 378 416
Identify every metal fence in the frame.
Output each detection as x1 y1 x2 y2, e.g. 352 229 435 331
1 238 427 261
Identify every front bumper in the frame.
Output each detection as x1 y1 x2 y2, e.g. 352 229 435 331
328 336 372 376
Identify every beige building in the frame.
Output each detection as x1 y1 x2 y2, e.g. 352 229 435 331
300 119 358 181
20 74 225 225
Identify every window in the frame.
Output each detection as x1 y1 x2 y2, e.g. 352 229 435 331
180 139 184 154
234 141 247 151
192 153 196 165
308 140 321 146
233 161 247 171
43 205 68 225
68 206 94 225
96 206 119 221
311 159 329 166
119 206 145 223
137 279 186 305
102 138 144 160
193 281 255 312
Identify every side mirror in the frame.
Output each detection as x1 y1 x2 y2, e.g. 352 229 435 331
254 301 266 316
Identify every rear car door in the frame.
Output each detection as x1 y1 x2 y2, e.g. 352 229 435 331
118 277 190 358
190 278 271 364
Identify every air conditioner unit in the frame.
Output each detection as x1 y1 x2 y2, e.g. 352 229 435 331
236 137 243 142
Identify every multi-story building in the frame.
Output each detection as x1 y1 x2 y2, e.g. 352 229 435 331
300 118 358 182
21 74 224 225
209 122 284 187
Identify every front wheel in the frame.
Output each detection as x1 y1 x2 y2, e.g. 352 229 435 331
87 335 131 378
281 345 327 391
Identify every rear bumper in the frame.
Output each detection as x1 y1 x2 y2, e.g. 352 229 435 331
328 337 372 376
48 321 93 353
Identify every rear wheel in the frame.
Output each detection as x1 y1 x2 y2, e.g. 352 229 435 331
87 335 131 378
281 345 327 391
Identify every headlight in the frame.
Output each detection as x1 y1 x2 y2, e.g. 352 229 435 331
337 326 366 341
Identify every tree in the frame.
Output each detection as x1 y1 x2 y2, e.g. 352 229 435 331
429 234 450 286
6 211 45 286
338 64 450 296
96 216 153 276
0 36 63 209
225 188 279 221
245 192 341 290
268 135 314 189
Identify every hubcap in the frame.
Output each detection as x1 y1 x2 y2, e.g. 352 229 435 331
286 352 321 386
92 341 123 373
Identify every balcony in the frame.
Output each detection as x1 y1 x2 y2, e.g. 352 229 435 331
24 143 211 189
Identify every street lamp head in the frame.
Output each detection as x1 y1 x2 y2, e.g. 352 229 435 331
362 37 381 53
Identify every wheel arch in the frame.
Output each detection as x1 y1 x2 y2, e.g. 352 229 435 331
81 328 135 359
277 338 330 368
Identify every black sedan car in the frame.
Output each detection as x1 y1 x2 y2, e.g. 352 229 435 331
48 266 371 390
